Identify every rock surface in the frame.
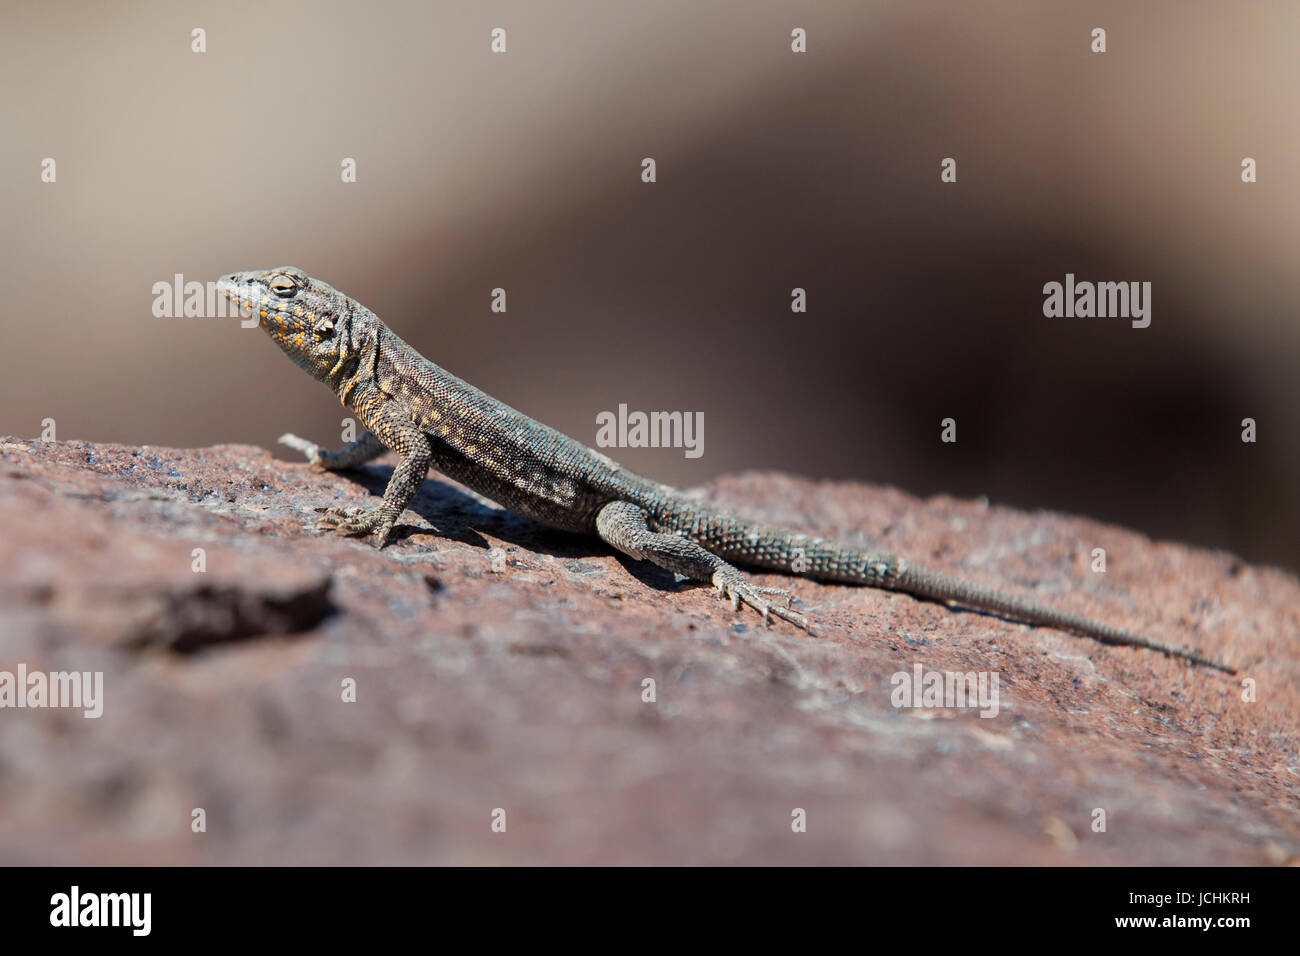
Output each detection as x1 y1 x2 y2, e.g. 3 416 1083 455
0 437 1295 865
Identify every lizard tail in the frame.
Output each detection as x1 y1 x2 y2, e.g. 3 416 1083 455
698 521 1235 673
887 561 1236 674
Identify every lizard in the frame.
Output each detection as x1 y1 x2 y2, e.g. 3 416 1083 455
216 267 1235 674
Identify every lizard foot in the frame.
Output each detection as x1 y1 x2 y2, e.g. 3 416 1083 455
317 507 394 548
279 433 324 464
711 567 807 629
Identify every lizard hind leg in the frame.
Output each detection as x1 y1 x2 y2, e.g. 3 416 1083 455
595 500 808 628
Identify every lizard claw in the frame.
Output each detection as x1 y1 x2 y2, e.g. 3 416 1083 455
751 584 795 608
317 505 368 528
317 506 394 547
711 567 808 629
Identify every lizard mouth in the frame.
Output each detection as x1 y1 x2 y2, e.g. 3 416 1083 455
216 278 294 328
217 276 331 349
216 278 262 315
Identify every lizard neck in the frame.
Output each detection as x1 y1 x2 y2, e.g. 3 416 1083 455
330 307 377 407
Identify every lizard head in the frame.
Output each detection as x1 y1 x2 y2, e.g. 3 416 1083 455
217 267 359 384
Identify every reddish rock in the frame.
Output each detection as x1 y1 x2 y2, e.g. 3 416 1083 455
0 437 1295 864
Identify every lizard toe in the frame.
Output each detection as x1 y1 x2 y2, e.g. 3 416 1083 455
279 433 323 463
318 506 384 537
710 568 808 630
317 505 364 527
751 584 795 607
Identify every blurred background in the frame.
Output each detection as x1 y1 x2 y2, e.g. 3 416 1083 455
1 0 1296 570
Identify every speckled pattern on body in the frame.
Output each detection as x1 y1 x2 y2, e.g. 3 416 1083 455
216 267 1235 673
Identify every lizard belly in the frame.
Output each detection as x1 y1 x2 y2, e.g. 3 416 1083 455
425 437 604 533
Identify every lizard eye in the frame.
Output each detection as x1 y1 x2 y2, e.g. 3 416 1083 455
270 274 298 297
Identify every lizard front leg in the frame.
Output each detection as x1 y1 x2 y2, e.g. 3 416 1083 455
279 430 386 469
316 407 432 548
595 500 807 627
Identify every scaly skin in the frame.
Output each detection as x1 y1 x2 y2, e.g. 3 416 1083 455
216 267 1235 674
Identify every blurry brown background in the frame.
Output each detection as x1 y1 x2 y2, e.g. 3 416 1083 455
2 0 1296 569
